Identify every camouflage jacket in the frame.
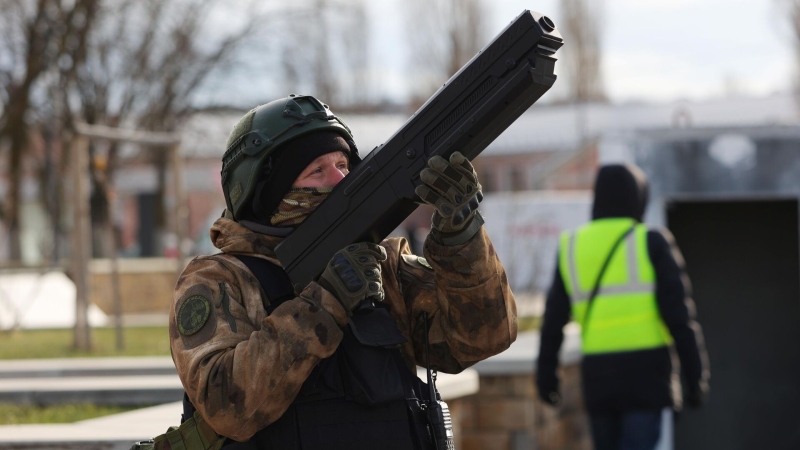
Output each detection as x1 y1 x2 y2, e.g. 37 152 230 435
169 217 517 441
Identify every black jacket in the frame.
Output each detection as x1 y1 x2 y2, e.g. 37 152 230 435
536 164 710 413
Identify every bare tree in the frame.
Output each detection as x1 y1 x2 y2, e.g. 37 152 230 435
49 0 261 258
275 0 370 108
0 0 268 262
0 0 98 262
559 0 607 103
404 0 487 108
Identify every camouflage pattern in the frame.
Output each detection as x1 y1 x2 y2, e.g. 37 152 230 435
170 216 517 441
415 151 483 234
270 187 333 227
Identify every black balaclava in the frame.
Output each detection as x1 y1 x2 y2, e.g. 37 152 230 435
591 163 650 222
245 130 351 223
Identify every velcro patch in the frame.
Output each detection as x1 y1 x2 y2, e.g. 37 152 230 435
417 257 432 270
401 254 434 272
178 295 211 336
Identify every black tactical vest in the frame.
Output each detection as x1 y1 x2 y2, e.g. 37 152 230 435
216 255 435 450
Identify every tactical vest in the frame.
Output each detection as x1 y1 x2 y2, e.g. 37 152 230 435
558 218 673 355
218 255 436 450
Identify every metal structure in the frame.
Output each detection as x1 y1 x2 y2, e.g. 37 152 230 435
71 123 183 351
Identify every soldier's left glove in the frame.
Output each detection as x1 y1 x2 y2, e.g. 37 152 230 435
415 151 484 246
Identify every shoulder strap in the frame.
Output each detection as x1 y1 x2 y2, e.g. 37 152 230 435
581 224 637 330
233 254 295 314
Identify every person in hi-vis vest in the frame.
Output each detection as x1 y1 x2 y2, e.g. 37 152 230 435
536 164 709 450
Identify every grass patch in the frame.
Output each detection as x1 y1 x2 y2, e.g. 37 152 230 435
518 316 542 332
0 403 142 424
0 326 171 359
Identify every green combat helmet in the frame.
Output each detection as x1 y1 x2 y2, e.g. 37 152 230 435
220 94 359 220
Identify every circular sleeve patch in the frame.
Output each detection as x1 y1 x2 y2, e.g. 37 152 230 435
177 295 212 336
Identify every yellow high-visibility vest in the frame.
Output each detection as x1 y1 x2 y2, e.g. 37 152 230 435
559 218 673 354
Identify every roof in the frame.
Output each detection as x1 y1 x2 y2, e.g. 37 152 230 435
179 93 799 159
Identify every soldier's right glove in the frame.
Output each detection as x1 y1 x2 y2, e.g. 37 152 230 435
318 242 387 315
415 151 484 246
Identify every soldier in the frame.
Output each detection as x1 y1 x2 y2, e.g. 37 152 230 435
169 95 517 449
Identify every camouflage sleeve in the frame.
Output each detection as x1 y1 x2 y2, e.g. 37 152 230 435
381 227 517 374
169 255 348 441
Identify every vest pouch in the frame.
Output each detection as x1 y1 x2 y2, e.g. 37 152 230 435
129 411 226 450
340 304 409 406
295 397 417 450
406 397 435 450
293 353 346 403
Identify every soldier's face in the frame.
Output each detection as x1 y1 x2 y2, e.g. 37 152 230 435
293 151 350 188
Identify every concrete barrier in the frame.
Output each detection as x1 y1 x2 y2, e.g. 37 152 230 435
447 325 592 450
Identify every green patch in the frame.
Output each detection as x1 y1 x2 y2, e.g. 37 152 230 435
417 257 432 269
178 295 211 336
0 403 142 424
0 326 170 360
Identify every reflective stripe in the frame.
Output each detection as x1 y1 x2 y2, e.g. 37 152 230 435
567 232 582 299
566 228 654 304
571 282 655 303
627 231 639 284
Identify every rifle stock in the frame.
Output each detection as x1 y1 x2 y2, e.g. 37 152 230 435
276 10 563 290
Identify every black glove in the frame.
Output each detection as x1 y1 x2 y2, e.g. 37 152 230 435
318 242 387 315
541 390 561 406
685 381 708 409
536 375 561 406
415 151 484 245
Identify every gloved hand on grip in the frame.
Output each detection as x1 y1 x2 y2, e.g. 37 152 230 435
318 242 387 315
415 151 485 246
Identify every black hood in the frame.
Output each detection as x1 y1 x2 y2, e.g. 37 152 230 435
591 164 649 221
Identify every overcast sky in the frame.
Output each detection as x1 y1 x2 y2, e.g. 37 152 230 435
365 0 794 104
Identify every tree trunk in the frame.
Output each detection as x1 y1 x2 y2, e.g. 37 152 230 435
0 0 55 262
4 103 29 262
70 135 93 351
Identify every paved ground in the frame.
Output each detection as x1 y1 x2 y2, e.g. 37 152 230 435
0 401 182 450
0 354 479 449
0 329 665 450
0 357 182 407
0 357 176 379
